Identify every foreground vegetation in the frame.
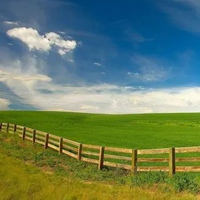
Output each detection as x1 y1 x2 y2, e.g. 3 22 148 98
1 111 200 149
0 131 200 200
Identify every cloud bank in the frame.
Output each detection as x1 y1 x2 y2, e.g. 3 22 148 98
0 49 199 114
1 57 200 114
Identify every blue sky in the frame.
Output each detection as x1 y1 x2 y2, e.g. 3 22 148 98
1 0 200 113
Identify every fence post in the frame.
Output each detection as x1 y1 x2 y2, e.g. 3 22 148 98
22 127 26 140
131 149 137 174
6 123 9 133
77 143 82 161
59 137 63 154
169 147 175 176
98 146 105 170
0 123 2 132
32 130 36 143
14 124 17 133
44 133 49 149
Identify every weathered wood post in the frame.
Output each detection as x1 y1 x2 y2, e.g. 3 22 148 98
22 127 26 140
132 149 138 174
6 123 9 133
0 123 2 132
14 124 17 133
169 147 176 176
59 137 63 154
98 146 105 170
44 133 49 149
77 143 82 161
32 130 36 143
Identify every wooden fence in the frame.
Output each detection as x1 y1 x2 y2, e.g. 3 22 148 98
1 122 200 175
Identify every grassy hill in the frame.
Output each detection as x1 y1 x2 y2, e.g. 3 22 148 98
0 131 198 200
1 111 200 149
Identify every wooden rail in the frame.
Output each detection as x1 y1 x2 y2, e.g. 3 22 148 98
1 122 200 175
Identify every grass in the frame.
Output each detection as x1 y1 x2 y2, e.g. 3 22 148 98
1 111 200 149
1 111 200 198
0 131 199 200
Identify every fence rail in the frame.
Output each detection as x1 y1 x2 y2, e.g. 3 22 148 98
1 122 200 175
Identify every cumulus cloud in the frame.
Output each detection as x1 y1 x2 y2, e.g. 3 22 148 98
45 32 76 55
7 27 51 51
7 27 77 55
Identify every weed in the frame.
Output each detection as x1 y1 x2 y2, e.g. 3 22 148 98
130 171 168 188
170 173 199 194
130 172 199 195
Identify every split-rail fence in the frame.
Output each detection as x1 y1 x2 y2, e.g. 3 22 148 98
1 122 200 176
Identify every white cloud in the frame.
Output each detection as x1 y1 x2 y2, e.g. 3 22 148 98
7 27 77 55
3 21 18 26
1 56 200 114
1 60 200 114
94 62 102 66
0 57 52 101
58 49 66 55
0 98 10 110
11 74 51 82
7 27 51 51
58 31 66 35
38 87 200 113
129 55 170 82
45 32 76 55
80 105 100 112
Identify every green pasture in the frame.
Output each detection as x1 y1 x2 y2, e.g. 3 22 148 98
0 131 198 199
1 111 200 149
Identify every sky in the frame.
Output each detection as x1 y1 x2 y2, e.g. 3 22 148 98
1 0 200 114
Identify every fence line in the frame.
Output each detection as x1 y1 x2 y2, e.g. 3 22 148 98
1 122 200 175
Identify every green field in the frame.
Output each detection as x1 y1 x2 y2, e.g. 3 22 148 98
0 131 198 200
1 111 200 199
1 111 200 149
